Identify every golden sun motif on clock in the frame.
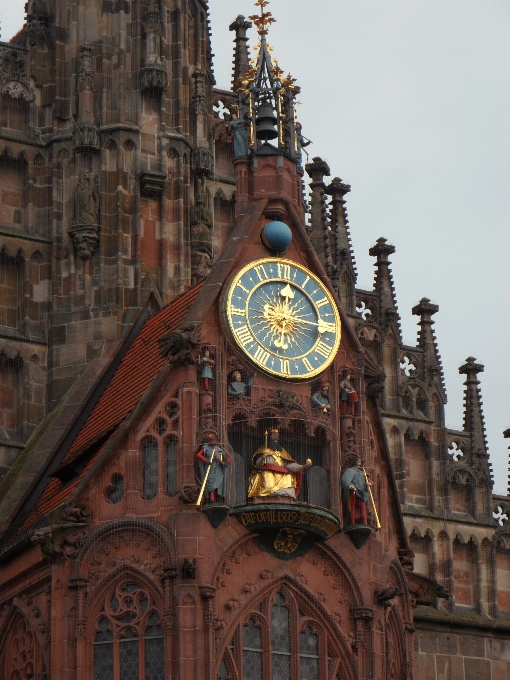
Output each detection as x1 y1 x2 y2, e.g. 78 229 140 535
224 259 341 379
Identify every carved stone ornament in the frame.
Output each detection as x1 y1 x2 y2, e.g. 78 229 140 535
26 0 51 47
78 44 94 92
192 69 209 117
74 122 100 151
140 65 168 92
60 500 91 524
158 323 200 365
74 171 99 225
182 558 197 579
1 49 34 101
69 225 99 260
191 147 214 176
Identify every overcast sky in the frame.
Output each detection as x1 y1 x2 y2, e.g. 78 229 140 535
3 1 510 493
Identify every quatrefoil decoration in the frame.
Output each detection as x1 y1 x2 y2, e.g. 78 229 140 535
356 301 372 321
448 442 463 462
400 356 416 377
213 100 229 119
493 506 509 526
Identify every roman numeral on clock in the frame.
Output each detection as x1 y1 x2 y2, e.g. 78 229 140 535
230 305 245 317
235 325 253 347
315 296 328 309
280 359 291 375
303 357 313 371
254 346 270 366
315 341 333 359
277 263 291 280
254 265 269 281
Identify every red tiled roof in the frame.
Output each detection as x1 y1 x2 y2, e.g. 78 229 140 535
15 284 202 535
19 435 113 533
67 283 202 459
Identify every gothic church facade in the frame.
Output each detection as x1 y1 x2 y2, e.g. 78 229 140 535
0 2 509 680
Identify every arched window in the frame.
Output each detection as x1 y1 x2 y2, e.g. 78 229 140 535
219 589 336 680
92 583 164 680
0 611 47 679
165 435 178 496
142 436 159 499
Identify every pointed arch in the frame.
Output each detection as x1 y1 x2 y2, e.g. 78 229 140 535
0 607 48 680
84 566 166 680
216 576 357 680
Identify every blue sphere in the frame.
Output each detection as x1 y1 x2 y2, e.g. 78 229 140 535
261 221 292 254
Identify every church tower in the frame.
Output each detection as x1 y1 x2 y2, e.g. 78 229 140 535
0 0 219 473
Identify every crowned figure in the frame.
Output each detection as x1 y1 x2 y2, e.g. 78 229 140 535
247 427 312 500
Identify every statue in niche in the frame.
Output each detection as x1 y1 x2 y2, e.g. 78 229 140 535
191 251 213 285
190 193 213 284
197 347 214 391
247 427 312 500
227 370 247 397
195 431 230 503
75 171 99 225
341 457 373 526
340 372 358 415
228 104 249 157
311 381 331 413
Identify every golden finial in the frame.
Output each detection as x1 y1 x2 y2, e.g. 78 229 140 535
249 0 276 36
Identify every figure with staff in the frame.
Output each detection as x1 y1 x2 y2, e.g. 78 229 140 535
341 457 381 529
195 432 230 504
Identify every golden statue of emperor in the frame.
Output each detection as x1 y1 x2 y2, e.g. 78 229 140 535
247 427 312 499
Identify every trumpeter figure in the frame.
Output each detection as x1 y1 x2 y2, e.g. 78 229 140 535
198 347 214 391
341 457 376 527
195 432 231 504
340 372 358 415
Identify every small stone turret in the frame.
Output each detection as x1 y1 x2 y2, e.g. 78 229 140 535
229 15 252 88
326 176 356 312
369 237 401 341
305 157 331 269
412 297 446 399
459 357 488 457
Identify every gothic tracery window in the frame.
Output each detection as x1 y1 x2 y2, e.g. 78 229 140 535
0 612 47 680
219 589 332 680
93 583 164 680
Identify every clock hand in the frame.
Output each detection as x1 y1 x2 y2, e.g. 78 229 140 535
280 283 295 315
293 318 336 334
274 320 288 349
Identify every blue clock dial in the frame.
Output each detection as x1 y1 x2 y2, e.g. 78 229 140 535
225 259 341 380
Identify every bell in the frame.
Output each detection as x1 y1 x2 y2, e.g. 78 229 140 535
255 101 278 141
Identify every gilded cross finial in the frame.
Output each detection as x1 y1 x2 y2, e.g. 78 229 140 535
249 0 276 36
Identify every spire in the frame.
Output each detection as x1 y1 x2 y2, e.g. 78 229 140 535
459 357 488 456
412 298 446 397
368 237 401 341
233 0 302 163
305 157 331 270
326 176 356 311
504 429 510 495
229 16 253 88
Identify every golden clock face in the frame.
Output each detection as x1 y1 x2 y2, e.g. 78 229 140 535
225 258 341 379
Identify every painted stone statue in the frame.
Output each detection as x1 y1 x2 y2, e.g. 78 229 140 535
340 373 358 415
198 347 214 390
248 428 312 499
195 432 231 503
311 381 331 412
228 104 249 157
227 370 246 397
341 457 373 526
